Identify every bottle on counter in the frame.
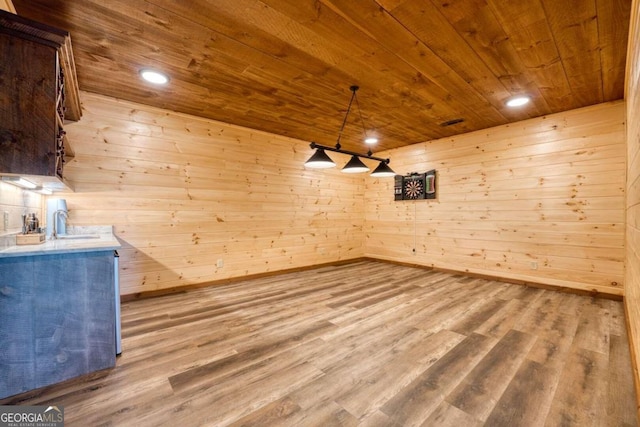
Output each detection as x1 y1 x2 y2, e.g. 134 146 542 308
26 213 40 234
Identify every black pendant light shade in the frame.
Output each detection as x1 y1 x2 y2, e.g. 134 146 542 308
370 161 396 177
304 148 336 169
342 155 370 173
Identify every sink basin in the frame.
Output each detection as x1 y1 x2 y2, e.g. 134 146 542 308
56 234 100 240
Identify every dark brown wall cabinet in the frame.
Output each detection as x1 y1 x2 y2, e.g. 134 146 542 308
0 10 81 184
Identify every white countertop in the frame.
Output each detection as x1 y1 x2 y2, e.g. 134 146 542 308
0 226 121 258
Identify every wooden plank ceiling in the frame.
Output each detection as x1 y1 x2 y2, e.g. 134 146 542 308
11 0 632 153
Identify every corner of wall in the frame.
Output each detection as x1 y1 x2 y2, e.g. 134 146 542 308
624 0 640 420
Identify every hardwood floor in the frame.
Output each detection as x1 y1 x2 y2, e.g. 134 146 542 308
2 261 637 426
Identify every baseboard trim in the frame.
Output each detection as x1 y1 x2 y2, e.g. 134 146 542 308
623 299 640 422
0 367 112 405
363 257 623 301
122 256 622 302
120 257 368 302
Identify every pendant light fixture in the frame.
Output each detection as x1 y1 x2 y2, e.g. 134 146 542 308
304 148 336 169
370 161 396 177
342 155 369 173
304 86 395 177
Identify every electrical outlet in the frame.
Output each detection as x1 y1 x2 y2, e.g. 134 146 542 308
530 261 538 270
3 211 8 231
216 259 224 268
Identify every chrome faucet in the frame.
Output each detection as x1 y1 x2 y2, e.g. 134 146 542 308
52 209 68 239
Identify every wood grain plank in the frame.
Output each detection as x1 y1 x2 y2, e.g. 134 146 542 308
270 400 359 427
358 410 394 427
445 329 537 421
515 291 582 372
572 297 611 354
380 333 495 426
484 359 559 426
486 0 573 111
447 297 509 336
544 347 609 426
596 0 632 101
227 396 301 427
539 0 603 106
421 401 482 427
167 321 335 393
474 297 531 339
432 0 551 117
334 329 466 419
607 332 638 426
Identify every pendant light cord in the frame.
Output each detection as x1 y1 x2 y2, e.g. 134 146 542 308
353 90 373 156
335 86 359 149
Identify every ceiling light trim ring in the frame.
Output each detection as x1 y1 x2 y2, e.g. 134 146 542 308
139 68 170 85
505 95 530 107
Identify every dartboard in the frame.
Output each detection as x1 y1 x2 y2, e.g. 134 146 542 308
403 178 425 199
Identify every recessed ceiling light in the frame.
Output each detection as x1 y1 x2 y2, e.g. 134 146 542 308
365 137 378 144
506 95 530 107
140 69 169 85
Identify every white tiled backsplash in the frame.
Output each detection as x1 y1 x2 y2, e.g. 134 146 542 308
0 181 44 235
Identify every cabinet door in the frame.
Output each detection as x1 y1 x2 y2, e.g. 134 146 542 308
0 256 37 398
0 32 58 176
33 252 116 389
0 252 116 399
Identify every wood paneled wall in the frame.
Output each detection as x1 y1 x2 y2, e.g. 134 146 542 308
46 95 629 298
59 92 364 296
364 101 626 296
0 0 15 13
624 0 640 416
